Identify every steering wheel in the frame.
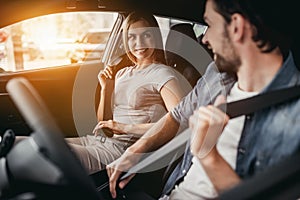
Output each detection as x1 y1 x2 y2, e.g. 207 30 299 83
4 77 103 200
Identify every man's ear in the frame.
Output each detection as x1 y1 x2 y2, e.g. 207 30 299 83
229 13 247 42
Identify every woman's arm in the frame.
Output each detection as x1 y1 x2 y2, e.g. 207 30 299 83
160 78 187 111
96 66 114 121
97 88 106 122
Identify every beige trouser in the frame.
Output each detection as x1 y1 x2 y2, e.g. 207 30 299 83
66 135 128 174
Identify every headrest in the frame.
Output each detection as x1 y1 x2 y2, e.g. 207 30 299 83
165 23 201 87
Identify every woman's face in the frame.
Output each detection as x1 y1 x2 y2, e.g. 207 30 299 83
127 20 155 64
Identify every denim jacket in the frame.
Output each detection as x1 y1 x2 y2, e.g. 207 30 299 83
162 52 300 195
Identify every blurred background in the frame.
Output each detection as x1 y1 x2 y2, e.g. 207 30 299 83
0 12 117 72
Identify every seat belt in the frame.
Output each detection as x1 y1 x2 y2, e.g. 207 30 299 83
118 85 300 181
159 85 300 185
218 85 300 118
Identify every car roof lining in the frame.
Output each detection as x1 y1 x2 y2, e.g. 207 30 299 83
0 0 206 28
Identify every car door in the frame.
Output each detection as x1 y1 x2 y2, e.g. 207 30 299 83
0 11 120 138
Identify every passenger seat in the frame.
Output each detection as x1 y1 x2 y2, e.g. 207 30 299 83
165 23 212 87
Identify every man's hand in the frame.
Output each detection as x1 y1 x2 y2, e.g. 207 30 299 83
189 95 229 159
106 150 141 198
189 95 241 192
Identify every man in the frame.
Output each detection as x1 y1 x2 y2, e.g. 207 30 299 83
106 0 299 199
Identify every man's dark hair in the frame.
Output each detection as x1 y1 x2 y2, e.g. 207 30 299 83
210 0 295 56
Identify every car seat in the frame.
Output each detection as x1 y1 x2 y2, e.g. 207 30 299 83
165 23 203 87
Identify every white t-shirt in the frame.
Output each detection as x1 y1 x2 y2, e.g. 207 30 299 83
112 63 191 144
167 82 258 200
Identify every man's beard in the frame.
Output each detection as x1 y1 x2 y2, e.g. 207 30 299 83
215 52 240 74
214 29 241 74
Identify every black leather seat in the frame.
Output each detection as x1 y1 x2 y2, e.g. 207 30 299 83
165 23 202 87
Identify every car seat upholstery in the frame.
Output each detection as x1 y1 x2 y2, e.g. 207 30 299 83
165 23 202 87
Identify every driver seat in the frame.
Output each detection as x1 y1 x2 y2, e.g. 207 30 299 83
4 77 102 199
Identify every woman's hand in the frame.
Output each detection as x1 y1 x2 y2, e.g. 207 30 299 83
93 120 126 136
189 95 229 159
98 66 114 88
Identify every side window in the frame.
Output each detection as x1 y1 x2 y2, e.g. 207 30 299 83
0 12 118 72
154 16 207 47
193 23 208 39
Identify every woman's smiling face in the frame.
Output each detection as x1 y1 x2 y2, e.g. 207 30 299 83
127 20 155 65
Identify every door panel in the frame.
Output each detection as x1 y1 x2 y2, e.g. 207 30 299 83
0 62 104 137
0 93 31 135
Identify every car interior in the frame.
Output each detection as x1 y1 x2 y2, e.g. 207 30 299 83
1 0 300 199
0 1 212 198
165 23 202 87
2 77 102 200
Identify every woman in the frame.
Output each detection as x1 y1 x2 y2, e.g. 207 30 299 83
66 12 190 174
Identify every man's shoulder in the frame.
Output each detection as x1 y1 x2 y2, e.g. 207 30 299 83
200 61 233 82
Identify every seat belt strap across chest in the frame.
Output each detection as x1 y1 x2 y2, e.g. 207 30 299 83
119 85 300 181
218 85 300 118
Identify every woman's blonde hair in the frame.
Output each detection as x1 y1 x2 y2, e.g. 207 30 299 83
122 12 166 65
